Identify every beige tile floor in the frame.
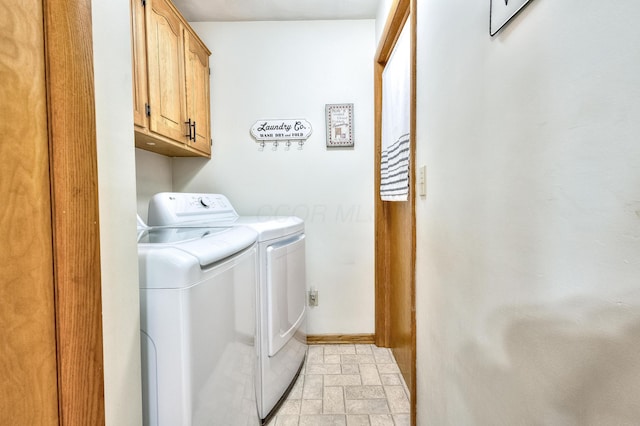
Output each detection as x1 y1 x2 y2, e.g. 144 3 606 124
267 344 410 426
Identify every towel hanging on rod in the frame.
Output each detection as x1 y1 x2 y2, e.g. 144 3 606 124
380 23 410 202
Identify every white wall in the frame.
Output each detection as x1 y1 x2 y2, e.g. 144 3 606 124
92 0 143 424
172 20 376 335
135 148 173 222
413 0 640 424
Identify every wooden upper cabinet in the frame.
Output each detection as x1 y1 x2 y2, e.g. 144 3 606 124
146 0 185 142
184 29 211 156
131 0 148 129
131 0 211 158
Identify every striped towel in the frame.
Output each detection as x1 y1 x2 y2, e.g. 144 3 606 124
380 133 410 200
380 22 410 202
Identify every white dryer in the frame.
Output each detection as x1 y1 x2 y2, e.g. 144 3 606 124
147 193 308 423
137 223 260 426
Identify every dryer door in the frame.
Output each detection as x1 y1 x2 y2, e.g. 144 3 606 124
266 234 306 357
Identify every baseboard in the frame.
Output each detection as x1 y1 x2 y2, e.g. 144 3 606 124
307 334 375 345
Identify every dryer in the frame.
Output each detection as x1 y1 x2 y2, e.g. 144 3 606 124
137 223 260 426
147 193 308 423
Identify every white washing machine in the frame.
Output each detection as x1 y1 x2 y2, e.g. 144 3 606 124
147 193 308 423
137 222 261 426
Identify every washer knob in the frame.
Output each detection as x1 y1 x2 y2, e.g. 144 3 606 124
199 197 212 208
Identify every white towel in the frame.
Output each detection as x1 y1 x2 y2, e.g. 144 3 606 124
380 23 411 202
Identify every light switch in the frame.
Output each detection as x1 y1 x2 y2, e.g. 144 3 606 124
418 165 426 197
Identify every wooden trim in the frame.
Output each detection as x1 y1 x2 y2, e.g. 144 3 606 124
307 334 376 345
44 0 106 424
375 0 411 65
407 6 418 426
374 60 391 349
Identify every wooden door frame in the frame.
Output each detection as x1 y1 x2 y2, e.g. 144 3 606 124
44 0 106 424
374 0 417 423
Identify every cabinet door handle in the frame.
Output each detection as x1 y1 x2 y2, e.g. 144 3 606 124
191 121 196 141
185 118 193 140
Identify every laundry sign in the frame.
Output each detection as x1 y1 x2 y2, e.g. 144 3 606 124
250 119 312 141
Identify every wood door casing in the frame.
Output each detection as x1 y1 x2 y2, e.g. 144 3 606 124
374 0 417 424
44 0 106 423
0 1 59 423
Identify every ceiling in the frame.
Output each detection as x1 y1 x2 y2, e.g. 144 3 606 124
171 0 380 22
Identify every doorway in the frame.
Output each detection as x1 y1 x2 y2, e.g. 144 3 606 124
374 0 417 424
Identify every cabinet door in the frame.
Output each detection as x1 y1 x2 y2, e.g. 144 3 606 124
1 1 59 423
131 0 148 128
184 29 211 156
146 0 186 143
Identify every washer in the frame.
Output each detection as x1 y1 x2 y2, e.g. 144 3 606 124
137 221 260 426
147 193 308 423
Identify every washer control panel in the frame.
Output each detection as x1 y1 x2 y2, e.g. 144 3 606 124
176 194 229 212
198 196 213 208
148 192 239 226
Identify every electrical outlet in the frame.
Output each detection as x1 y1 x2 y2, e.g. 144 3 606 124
309 289 318 307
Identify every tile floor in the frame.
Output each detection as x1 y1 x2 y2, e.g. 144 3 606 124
267 344 410 426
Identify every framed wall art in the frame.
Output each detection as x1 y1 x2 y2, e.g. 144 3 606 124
325 103 354 147
490 0 534 36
